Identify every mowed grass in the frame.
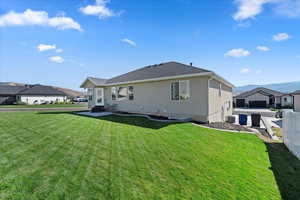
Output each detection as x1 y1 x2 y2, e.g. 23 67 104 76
0 103 87 108
0 111 295 200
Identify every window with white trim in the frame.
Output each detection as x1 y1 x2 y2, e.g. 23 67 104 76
171 80 190 101
128 86 134 100
117 87 127 101
219 83 222 97
87 88 93 101
111 87 117 100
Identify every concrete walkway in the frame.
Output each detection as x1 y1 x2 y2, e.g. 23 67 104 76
0 107 88 112
77 112 112 117
234 108 276 117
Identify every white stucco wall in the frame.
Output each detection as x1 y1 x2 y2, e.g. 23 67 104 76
18 95 66 105
103 76 210 122
208 79 233 122
294 95 300 112
83 76 233 122
281 95 293 107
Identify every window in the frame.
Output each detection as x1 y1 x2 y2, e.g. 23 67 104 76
111 87 117 100
87 88 93 101
117 87 127 101
171 80 190 101
171 82 179 100
219 84 222 97
284 97 287 102
128 86 134 100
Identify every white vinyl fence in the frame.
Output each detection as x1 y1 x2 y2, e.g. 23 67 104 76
283 111 300 160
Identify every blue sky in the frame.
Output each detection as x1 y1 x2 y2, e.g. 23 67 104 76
1 0 300 90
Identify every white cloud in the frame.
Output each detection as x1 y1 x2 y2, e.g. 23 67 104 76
121 38 136 46
79 0 121 19
240 68 250 73
256 69 262 74
233 0 300 21
257 45 270 51
273 33 291 41
233 0 279 21
37 44 56 52
56 48 63 53
49 56 64 63
0 9 82 31
225 48 250 57
274 0 300 17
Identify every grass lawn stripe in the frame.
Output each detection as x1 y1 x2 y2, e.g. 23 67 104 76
1 112 298 199
44 115 101 199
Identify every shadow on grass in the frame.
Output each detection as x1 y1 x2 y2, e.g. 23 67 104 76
37 111 179 130
265 142 300 200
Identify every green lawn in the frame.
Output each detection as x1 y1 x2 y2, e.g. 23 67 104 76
0 112 299 200
0 103 87 108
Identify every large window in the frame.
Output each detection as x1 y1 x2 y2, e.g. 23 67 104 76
171 82 179 100
171 80 190 101
111 87 117 100
117 87 127 101
87 88 93 101
128 86 134 100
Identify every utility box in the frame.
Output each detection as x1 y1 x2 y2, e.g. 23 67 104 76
226 116 236 124
251 113 261 127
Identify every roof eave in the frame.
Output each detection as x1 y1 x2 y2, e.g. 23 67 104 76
104 72 214 86
211 73 235 88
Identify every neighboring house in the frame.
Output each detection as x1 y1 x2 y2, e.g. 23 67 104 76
80 61 234 123
17 85 67 104
291 90 300 112
233 87 293 108
0 84 67 105
0 85 27 104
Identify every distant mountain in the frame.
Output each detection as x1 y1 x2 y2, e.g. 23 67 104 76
55 87 84 98
0 82 25 86
234 80 300 94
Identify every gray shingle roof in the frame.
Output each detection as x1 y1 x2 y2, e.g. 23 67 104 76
234 87 285 98
88 77 107 85
105 61 211 84
18 85 66 96
0 85 26 95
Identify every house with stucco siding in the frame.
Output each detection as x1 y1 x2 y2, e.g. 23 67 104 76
234 87 293 108
80 61 234 123
0 84 67 105
292 90 300 112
